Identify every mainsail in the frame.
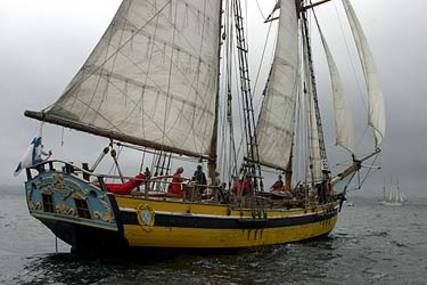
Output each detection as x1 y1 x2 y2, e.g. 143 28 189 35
315 18 356 153
342 0 385 146
256 0 299 170
27 0 222 159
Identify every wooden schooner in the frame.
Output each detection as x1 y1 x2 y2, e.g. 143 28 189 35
22 0 385 252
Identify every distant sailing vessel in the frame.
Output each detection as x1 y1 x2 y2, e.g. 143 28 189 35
378 179 407 206
22 0 385 252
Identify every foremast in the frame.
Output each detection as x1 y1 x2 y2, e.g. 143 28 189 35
232 0 264 192
208 0 225 182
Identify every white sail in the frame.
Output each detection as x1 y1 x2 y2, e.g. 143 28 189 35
342 0 385 146
316 22 356 153
388 185 394 202
256 0 299 170
42 0 222 157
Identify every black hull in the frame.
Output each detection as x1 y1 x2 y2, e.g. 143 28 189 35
40 218 128 254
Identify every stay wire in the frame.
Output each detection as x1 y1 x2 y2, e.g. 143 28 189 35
332 0 367 110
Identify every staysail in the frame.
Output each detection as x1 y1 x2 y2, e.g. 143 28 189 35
315 18 356 153
342 0 385 146
256 0 299 170
26 0 222 159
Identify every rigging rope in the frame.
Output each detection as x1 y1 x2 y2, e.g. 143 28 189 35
332 0 367 111
252 21 273 96
255 0 267 21
107 144 124 182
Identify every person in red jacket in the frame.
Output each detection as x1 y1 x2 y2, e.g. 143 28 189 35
167 167 185 198
104 172 145 195
241 176 251 196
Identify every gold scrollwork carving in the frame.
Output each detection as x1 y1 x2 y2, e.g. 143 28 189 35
72 192 86 200
26 186 42 211
55 204 75 216
93 211 102 220
42 188 52 195
98 195 114 223
33 202 42 210
52 174 66 190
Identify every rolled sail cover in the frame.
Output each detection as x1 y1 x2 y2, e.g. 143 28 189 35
45 0 221 157
256 0 299 170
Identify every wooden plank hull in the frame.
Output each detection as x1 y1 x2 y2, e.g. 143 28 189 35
114 196 338 248
25 170 339 251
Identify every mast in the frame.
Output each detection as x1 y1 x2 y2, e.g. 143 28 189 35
284 145 293 192
208 0 224 182
225 0 239 179
232 0 263 191
300 3 329 180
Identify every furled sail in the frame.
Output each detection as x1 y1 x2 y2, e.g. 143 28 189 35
316 19 356 153
342 0 385 146
256 0 299 170
27 0 222 158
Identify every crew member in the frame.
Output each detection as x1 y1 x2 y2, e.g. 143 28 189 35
105 172 145 195
168 167 185 198
270 175 284 193
192 165 207 195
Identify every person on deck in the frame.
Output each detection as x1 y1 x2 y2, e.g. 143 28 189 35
241 175 251 196
208 171 222 200
33 144 52 174
270 175 284 193
168 167 185 198
231 176 241 195
192 165 207 195
34 145 52 164
324 177 334 200
213 171 222 186
104 172 145 195
144 167 151 192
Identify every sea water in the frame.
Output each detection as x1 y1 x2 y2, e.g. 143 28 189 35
0 190 426 285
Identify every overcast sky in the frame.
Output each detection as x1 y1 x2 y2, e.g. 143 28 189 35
1 0 426 197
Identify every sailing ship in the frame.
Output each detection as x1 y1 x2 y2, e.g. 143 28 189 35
22 0 385 252
378 179 407 206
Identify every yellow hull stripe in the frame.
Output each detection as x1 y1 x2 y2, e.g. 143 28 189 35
123 215 337 248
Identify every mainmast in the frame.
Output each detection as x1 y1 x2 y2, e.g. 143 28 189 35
300 1 329 180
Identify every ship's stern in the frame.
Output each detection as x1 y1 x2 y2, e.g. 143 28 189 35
24 167 127 253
